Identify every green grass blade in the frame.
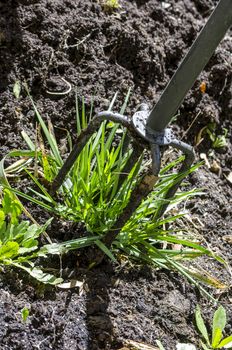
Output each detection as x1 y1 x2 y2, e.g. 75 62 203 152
21 130 35 150
4 186 53 212
108 92 118 111
75 90 81 136
95 240 117 263
25 86 63 165
212 328 223 349
25 169 55 203
120 88 131 114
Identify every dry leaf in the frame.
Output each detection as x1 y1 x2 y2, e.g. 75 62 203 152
222 236 232 244
57 279 84 290
13 80 21 99
200 153 210 168
199 81 206 93
226 172 232 184
210 160 221 174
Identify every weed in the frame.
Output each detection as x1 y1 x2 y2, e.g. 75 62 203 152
0 188 62 284
100 0 120 12
21 306 30 323
195 305 232 349
196 123 228 149
1 91 227 298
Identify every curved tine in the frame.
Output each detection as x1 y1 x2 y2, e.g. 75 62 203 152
154 139 195 221
50 112 130 194
97 111 130 127
150 143 161 176
170 139 195 166
102 167 159 250
50 115 102 194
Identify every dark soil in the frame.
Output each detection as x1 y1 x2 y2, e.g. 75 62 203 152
0 0 231 349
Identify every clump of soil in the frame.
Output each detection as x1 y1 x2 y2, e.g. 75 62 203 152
0 0 231 349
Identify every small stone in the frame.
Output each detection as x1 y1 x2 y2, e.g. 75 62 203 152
162 2 171 9
176 344 196 350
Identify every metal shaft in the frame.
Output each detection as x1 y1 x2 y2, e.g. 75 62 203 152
147 0 232 132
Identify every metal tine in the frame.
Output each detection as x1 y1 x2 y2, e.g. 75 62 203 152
152 140 195 221
93 164 159 265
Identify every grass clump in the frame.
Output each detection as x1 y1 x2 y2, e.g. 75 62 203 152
0 91 227 298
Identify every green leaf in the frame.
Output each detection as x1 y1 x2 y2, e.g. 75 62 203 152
12 262 63 285
26 88 63 166
212 328 223 348
2 189 22 224
28 267 63 285
0 210 5 223
0 241 19 260
200 341 211 350
13 80 21 99
218 335 232 348
195 305 210 346
39 236 99 256
212 306 226 346
95 240 117 263
21 130 35 150
21 307 30 322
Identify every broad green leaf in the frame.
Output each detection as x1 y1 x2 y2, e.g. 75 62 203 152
12 262 63 285
18 244 38 254
2 189 22 224
212 306 226 346
21 238 38 249
27 267 63 285
212 328 223 348
195 306 210 346
0 241 19 260
218 335 232 348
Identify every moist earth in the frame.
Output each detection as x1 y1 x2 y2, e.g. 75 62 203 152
0 0 231 349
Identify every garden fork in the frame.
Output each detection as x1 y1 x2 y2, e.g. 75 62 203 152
50 0 232 250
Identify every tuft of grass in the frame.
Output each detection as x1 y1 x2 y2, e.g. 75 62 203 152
0 90 228 299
